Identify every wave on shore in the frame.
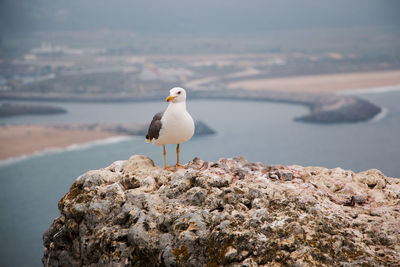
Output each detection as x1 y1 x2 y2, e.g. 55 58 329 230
339 84 400 95
0 136 134 167
369 107 389 122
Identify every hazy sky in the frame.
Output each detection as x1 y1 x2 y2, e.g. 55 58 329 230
1 0 399 34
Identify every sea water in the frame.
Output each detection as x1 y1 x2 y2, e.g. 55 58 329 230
0 91 400 266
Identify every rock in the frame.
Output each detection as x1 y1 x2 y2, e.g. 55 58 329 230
294 95 382 124
44 155 400 266
194 120 217 135
269 170 293 181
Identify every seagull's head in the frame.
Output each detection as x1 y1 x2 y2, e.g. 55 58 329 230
166 87 187 103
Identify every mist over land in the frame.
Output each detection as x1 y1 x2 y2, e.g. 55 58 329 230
0 0 399 57
1 0 400 33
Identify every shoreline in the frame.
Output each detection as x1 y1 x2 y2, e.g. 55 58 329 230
0 89 383 124
227 70 400 93
369 107 389 123
0 135 133 167
338 84 400 95
1 70 398 162
0 125 121 161
2 70 398 125
0 122 215 163
190 89 382 124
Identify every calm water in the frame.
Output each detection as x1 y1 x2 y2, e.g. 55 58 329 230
1 91 400 266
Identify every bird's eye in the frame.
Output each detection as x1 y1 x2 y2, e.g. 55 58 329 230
177 91 181 95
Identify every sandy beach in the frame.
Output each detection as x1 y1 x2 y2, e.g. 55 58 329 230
228 70 400 92
0 125 118 160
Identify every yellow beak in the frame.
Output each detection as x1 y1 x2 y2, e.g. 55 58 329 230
166 96 175 102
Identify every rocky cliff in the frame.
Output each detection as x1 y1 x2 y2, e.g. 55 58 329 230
43 155 400 266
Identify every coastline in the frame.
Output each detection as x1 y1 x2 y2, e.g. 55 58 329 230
3 70 399 125
227 70 400 93
0 90 383 124
338 84 400 95
1 70 399 163
369 107 389 123
0 135 133 167
0 125 122 161
0 122 215 164
190 89 382 124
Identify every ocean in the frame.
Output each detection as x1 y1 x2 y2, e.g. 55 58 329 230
0 89 400 266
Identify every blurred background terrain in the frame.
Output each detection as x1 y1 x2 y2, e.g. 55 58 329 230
1 0 400 99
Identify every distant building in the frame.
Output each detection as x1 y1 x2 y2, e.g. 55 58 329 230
30 42 105 56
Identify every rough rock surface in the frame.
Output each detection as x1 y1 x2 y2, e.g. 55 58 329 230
43 155 400 266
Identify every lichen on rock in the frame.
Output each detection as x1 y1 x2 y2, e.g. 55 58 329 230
43 155 400 266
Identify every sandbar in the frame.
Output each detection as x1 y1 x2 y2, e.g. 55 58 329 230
0 125 117 160
228 70 400 92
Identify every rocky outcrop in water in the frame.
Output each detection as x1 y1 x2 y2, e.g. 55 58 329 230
191 89 382 124
43 155 400 266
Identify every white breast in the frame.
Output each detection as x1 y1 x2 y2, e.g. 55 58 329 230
152 102 195 145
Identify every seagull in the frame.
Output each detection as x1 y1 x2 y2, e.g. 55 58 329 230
146 87 195 170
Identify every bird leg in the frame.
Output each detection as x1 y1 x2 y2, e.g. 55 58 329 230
163 145 170 170
176 144 182 168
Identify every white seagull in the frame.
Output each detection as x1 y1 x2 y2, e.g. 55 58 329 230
146 87 195 170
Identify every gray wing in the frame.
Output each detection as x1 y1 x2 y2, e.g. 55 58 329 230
146 111 164 141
